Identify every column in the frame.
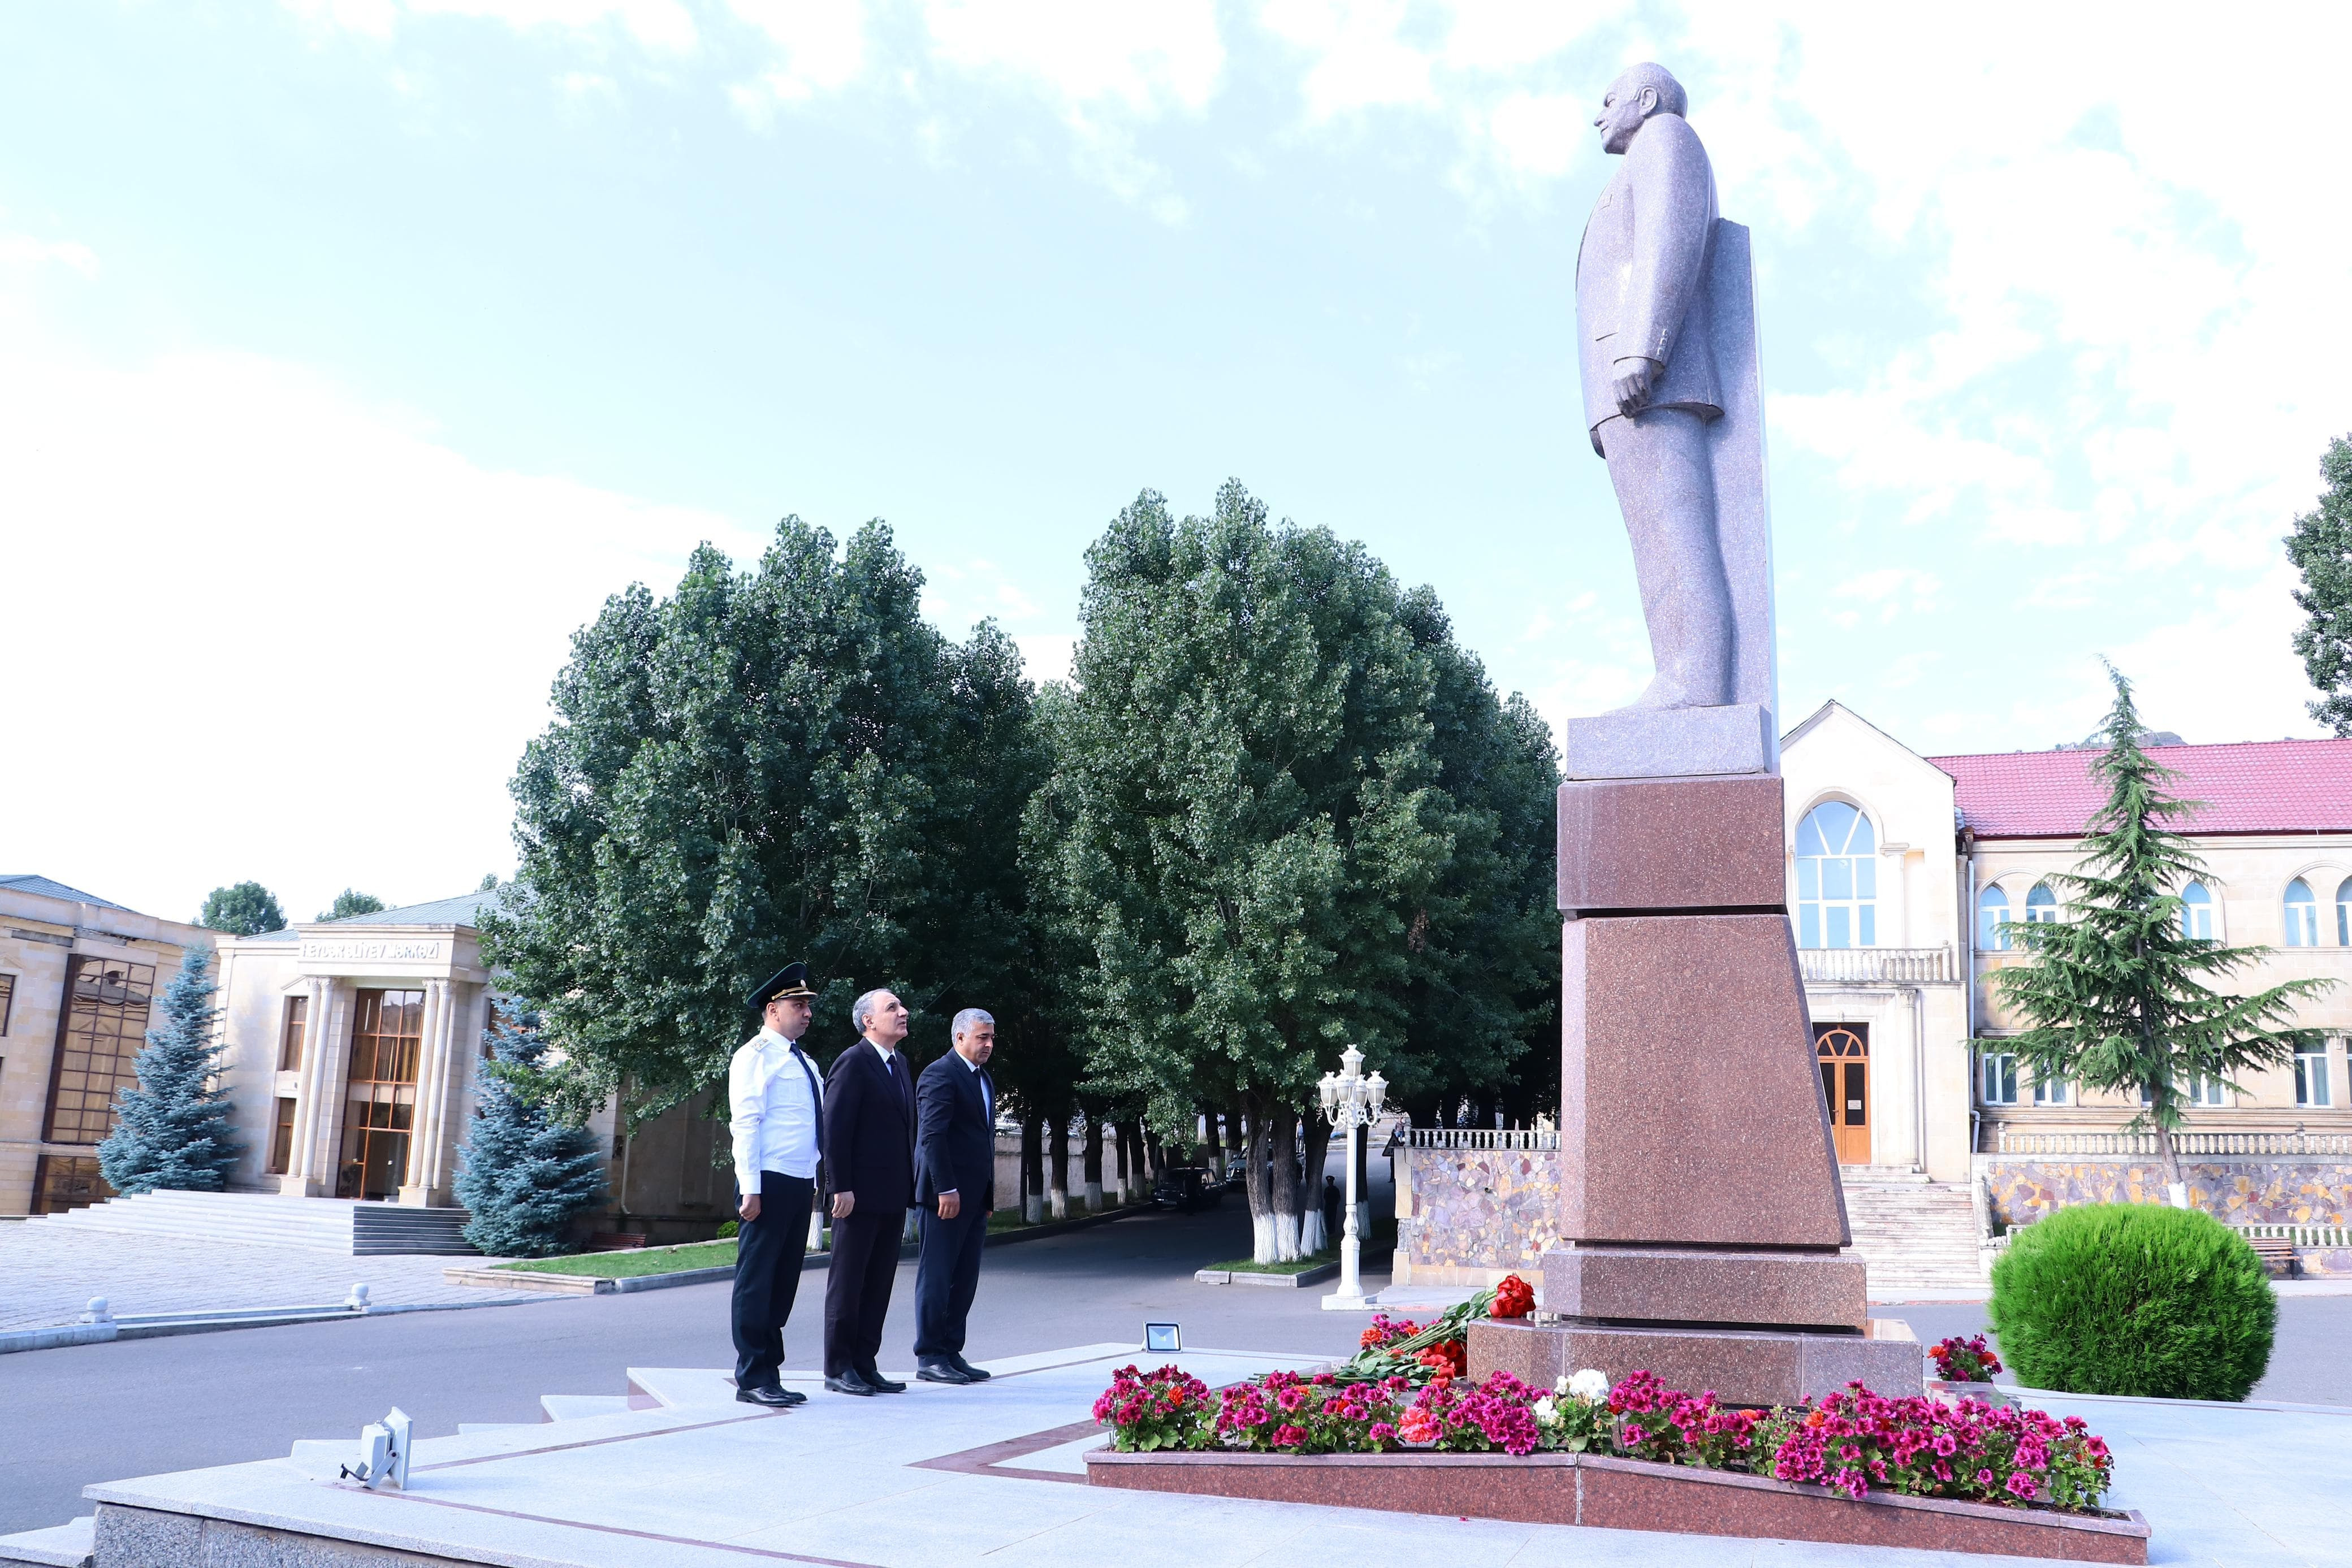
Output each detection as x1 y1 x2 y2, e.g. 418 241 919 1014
278 976 333 1197
423 985 478 1199
306 982 353 1196
398 980 449 1205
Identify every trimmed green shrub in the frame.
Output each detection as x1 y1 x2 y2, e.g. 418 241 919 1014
1988 1202 2274 1401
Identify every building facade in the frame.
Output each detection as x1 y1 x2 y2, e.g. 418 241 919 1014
1784 705 2352 1163
0 875 217 1215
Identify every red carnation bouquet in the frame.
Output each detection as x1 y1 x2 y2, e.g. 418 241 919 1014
1489 1274 1536 1319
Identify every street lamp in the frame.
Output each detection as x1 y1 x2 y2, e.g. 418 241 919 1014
1316 1044 1388 1310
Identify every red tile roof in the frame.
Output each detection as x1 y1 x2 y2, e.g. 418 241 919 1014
1927 739 2352 838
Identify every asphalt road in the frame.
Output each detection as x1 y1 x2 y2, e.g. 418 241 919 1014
5 1202 2347 1538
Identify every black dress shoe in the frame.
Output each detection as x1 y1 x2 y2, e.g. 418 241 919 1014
948 1354 991 1381
916 1362 972 1385
773 1386 808 1405
737 1385 797 1407
825 1371 877 1397
859 1367 908 1393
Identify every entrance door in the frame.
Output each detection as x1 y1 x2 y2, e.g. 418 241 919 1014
1814 1025 1870 1164
338 988 423 1200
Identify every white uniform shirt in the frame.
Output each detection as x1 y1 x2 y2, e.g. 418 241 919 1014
728 1027 823 1196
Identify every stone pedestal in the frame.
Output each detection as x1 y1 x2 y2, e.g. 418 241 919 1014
1466 769 1923 1402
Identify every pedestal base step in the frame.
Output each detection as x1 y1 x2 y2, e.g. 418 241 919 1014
1470 1315 1923 1407
1544 1246 1867 1332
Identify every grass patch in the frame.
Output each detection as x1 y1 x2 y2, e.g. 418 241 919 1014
1208 1249 1338 1275
493 1239 737 1278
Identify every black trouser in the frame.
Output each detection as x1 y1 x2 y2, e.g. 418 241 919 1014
731 1170 814 1391
823 1206 905 1377
912 1203 987 1363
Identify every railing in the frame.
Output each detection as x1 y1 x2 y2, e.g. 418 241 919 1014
1400 1128 1559 1152
2239 1223 2352 1247
1995 1130 2352 1156
1797 946 1958 985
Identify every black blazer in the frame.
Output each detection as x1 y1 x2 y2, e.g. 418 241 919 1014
915 1052 996 1210
822 1042 916 1212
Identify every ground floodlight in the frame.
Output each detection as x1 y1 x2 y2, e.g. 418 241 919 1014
1144 1322 1181 1353
385 1407 413 1491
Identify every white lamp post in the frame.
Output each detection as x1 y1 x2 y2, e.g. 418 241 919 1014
1316 1044 1387 1311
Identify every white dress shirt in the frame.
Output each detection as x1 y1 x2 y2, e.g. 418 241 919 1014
728 1027 823 1196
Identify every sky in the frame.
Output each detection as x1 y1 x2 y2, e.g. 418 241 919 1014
5 2 2349 927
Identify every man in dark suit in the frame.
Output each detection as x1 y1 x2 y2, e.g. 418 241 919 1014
913 1007 998 1384
821 987 916 1396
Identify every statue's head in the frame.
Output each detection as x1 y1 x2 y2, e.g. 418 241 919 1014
1594 62 1686 155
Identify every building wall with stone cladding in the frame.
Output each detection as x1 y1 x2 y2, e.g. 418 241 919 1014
1394 1146 1561 1287
1981 1156 2352 1275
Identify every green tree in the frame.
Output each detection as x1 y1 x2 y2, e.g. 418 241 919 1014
198 881 286 936
454 1007 610 1256
1040 483 1482 1262
481 518 1039 1128
98 948 245 1193
1996 666 2332 1202
320 889 387 921
2287 435 2352 734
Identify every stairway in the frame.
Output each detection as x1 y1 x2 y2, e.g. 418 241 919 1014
1839 1169 1984 1296
25 1190 477 1256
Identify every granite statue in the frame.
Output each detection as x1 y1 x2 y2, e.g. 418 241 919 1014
1570 63 1778 778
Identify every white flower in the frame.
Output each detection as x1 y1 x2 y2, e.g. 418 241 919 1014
1568 1368 1610 1403
1532 1395 1557 1424
1554 1375 1572 1396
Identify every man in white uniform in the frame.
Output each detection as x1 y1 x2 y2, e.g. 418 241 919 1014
729 962 824 1406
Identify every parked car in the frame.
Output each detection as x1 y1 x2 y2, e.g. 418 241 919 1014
1151 1166 1222 1212
1223 1155 1247 1189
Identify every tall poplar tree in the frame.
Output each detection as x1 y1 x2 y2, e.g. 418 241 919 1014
1996 667 2332 1203
482 518 1041 1128
2287 434 2352 735
1041 483 1527 1262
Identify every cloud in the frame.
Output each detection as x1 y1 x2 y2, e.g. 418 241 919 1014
0 254 763 926
286 0 699 50
725 0 868 113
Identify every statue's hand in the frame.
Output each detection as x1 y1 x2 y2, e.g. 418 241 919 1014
1611 356 1657 417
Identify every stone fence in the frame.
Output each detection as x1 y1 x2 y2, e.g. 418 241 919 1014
1978 1153 2352 1276
1392 1136 1560 1288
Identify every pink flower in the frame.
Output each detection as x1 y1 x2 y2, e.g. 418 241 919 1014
2007 1471 2039 1500
1271 1424 1307 1449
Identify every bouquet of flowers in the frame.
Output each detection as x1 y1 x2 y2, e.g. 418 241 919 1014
1489 1274 1536 1319
1929 1334 2004 1384
1338 1287 1495 1384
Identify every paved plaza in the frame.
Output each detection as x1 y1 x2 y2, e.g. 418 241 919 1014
0 1220 547 1333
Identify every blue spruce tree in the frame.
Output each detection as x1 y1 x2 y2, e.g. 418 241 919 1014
455 1006 609 1256
98 947 245 1193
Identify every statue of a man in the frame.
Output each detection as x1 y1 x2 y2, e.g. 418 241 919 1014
1578 63 1732 711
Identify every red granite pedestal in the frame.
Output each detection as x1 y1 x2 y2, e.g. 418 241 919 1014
1468 773 1924 1402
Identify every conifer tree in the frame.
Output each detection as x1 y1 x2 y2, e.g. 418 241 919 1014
455 1007 610 1257
1996 666 2332 1204
98 948 244 1194
2287 435 2352 735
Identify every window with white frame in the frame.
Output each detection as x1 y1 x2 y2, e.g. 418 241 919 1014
1977 885 2011 952
2180 880 2215 941
2338 879 2352 946
1795 801 1877 950
2184 1074 2228 1107
1981 1050 2018 1105
2031 1072 2070 1105
2025 882 2059 925
2285 878 2319 947
2297 1042 2333 1107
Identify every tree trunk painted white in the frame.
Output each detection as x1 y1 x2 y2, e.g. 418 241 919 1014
1299 1209 1326 1254
1048 1184 1068 1220
1024 1194 1043 1223
1275 1210 1302 1263
1252 1210 1275 1262
1084 1180 1103 1212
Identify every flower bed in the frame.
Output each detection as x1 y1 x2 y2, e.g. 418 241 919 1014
1093 1361 2116 1515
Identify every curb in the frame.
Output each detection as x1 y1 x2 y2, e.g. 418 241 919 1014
0 1322 118 1355
1196 1261 1341 1288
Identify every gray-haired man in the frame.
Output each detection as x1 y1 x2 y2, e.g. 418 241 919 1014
911 1007 997 1384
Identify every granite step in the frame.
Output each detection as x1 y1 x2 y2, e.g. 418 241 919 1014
0 1514 93 1567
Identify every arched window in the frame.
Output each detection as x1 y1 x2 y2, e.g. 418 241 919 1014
2180 881 2214 941
1796 801 1877 950
2285 880 2318 947
1977 885 2011 952
2338 878 2352 946
2026 882 2059 924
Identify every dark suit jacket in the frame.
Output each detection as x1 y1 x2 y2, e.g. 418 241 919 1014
822 1042 916 1212
915 1052 996 1211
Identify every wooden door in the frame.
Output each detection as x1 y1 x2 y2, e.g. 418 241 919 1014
1814 1025 1870 1164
